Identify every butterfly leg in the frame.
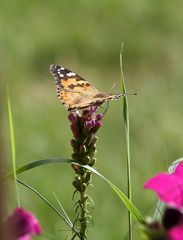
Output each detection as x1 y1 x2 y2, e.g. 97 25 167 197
98 101 109 115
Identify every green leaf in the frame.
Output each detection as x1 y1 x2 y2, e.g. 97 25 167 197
82 165 144 223
5 158 73 179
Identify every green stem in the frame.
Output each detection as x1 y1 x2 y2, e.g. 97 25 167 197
7 89 20 207
120 44 132 240
79 174 87 240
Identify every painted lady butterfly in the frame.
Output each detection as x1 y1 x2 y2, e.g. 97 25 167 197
49 64 123 111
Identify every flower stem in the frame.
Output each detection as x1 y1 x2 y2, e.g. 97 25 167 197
69 108 103 239
79 174 87 240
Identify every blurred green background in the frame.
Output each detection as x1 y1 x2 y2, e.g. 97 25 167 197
1 0 183 239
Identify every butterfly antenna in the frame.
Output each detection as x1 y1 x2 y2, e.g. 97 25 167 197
109 83 116 93
122 92 138 96
109 83 138 97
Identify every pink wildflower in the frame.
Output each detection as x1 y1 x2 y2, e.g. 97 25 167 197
4 208 41 240
144 162 183 240
144 162 183 208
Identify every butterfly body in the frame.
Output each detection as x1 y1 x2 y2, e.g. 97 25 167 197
50 64 123 111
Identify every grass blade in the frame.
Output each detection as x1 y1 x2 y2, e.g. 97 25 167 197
5 158 73 179
120 43 132 240
7 88 20 207
52 192 73 226
16 178 80 238
81 165 144 223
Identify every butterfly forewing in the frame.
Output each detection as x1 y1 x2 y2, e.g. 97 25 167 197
49 64 100 109
50 65 98 93
50 64 122 110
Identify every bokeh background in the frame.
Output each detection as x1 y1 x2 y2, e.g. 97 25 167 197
1 1 183 239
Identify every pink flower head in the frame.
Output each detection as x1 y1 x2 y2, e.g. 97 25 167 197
144 162 183 208
163 207 183 240
4 208 41 240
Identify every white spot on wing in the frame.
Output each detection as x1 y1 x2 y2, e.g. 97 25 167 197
66 72 76 77
60 67 65 70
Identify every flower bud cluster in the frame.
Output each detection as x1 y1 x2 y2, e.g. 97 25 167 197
68 106 103 169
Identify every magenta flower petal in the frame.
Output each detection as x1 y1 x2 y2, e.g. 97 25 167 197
18 236 32 240
5 208 41 239
144 162 183 208
168 224 183 240
174 162 183 178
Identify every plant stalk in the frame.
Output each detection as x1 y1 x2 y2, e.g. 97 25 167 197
79 174 87 240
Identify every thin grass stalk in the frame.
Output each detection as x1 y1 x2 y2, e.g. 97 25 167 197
120 43 132 240
16 179 80 238
0 85 5 239
7 88 20 207
52 192 73 226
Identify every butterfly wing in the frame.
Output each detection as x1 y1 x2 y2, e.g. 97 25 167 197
49 64 99 109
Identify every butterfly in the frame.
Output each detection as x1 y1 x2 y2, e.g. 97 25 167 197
49 64 124 111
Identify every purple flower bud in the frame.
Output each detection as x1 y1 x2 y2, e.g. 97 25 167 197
84 120 96 129
95 121 102 127
68 113 78 123
69 106 104 166
83 106 98 119
4 208 41 239
89 106 98 114
96 113 103 121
